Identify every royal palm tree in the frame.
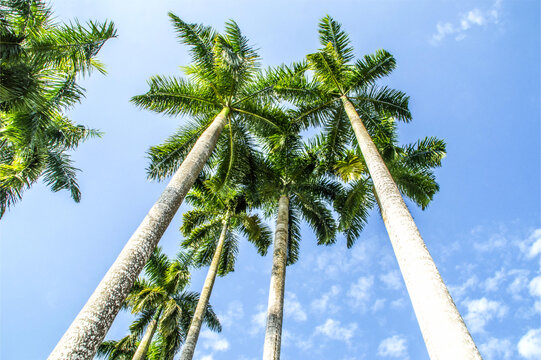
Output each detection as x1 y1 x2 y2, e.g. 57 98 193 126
49 16 279 360
96 247 221 360
249 115 339 360
178 177 272 360
310 105 446 247
0 0 116 217
276 15 480 359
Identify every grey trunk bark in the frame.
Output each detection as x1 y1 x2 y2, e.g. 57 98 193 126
341 96 480 359
132 309 161 360
262 195 289 360
179 212 231 360
48 107 230 360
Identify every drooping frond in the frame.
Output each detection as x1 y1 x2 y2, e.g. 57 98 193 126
217 230 239 276
42 150 81 202
95 334 138 360
128 307 155 339
294 190 336 245
388 162 440 210
286 203 301 265
334 179 375 248
238 213 272 256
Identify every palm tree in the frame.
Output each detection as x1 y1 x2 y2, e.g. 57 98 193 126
277 15 480 359
250 115 339 360
310 105 447 247
96 247 221 360
178 177 272 360
49 16 279 360
0 0 116 217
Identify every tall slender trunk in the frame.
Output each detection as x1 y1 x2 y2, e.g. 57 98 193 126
341 96 480 359
48 107 230 360
179 211 231 360
262 195 289 360
132 308 162 360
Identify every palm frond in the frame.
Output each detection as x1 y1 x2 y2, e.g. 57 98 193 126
318 15 354 62
352 85 412 122
335 179 375 248
347 49 396 91
131 75 220 117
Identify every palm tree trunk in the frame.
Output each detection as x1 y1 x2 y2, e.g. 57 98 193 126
48 107 231 360
132 308 162 360
262 195 289 360
179 211 231 360
341 96 480 359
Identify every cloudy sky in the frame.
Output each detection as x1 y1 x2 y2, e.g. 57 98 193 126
1 0 540 359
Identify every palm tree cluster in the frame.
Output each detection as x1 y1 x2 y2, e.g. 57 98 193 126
2 1 480 358
96 247 220 360
0 0 116 217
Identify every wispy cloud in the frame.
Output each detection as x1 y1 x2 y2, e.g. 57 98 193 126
347 275 374 312
463 297 508 333
479 337 512 360
311 285 341 314
216 300 244 329
377 335 409 358
315 318 358 343
284 292 307 322
199 329 230 352
430 0 502 45
249 305 267 336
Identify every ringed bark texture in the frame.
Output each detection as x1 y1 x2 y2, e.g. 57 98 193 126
48 107 230 360
179 213 231 360
262 195 289 360
132 310 160 360
342 96 480 360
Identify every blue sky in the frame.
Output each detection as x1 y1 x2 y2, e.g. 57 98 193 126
1 0 540 359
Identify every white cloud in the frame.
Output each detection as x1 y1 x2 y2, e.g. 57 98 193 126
529 276 541 314
199 329 229 352
474 233 507 252
484 269 506 292
526 228 541 269
217 300 244 328
311 285 341 313
518 328 541 359
431 0 502 44
312 241 373 278
463 297 508 333
249 306 267 336
507 269 530 298
479 337 512 359
448 276 478 301
390 298 406 309
530 277 541 297
315 318 358 343
348 276 374 311
372 298 386 312
199 355 213 360
380 271 402 291
377 335 408 358
284 292 307 322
